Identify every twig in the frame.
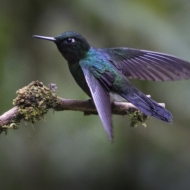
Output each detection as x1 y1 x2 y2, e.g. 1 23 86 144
0 81 165 133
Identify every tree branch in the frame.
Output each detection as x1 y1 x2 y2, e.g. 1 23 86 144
0 81 165 133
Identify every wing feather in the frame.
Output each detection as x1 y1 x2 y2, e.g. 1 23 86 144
80 66 113 141
100 48 190 81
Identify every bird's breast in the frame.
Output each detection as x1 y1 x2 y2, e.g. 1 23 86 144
68 62 91 97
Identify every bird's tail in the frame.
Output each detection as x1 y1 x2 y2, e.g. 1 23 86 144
116 80 172 122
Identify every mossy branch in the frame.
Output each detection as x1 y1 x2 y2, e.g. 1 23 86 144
0 81 166 134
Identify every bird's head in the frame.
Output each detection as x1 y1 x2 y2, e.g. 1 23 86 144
33 31 90 62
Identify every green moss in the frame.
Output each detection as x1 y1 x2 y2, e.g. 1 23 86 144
0 122 19 134
13 81 59 124
129 110 149 128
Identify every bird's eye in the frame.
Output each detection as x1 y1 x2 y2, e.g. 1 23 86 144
65 38 75 44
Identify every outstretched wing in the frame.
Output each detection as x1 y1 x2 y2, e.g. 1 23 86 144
100 48 190 81
80 63 114 141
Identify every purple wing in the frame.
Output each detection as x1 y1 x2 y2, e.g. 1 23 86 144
80 66 113 141
101 48 190 81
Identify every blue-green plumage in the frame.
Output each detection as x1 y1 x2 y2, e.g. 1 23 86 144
33 31 190 140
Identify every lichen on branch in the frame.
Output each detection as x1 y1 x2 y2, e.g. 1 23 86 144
13 81 59 123
0 81 164 134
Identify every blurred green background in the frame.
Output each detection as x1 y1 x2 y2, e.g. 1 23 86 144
1 0 190 189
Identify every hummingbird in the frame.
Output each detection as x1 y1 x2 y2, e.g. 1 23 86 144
33 31 190 140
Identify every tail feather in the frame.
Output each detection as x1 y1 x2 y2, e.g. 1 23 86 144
116 81 172 122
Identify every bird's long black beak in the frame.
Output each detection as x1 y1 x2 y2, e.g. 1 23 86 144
32 35 56 42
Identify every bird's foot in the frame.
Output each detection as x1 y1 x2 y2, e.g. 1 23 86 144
83 99 97 116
